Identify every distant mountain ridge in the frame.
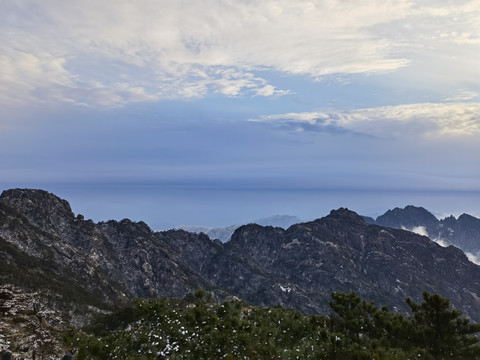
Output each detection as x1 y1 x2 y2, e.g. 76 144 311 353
367 205 480 262
177 214 302 242
179 206 480 262
1 189 480 335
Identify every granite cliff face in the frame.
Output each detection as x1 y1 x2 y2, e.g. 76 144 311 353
1 189 480 330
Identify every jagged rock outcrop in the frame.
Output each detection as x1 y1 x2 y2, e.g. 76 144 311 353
440 213 480 254
98 220 219 299
376 205 440 236
0 192 130 317
1 189 480 330
374 205 480 255
0 190 213 307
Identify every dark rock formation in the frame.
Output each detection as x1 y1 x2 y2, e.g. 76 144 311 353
221 208 480 318
0 189 480 329
374 205 480 255
376 205 440 236
440 213 480 254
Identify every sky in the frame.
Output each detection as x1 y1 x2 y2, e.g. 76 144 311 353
1 0 479 229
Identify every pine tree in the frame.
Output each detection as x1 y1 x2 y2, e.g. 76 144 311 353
405 291 480 359
329 291 379 343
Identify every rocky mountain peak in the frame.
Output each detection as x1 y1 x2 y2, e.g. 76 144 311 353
229 223 285 248
371 205 480 256
458 213 479 224
317 208 368 232
0 188 73 215
326 208 365 222
376 205 438 227
104 218 154 236
0 189 75 234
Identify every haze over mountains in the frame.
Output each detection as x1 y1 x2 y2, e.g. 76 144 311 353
1 188 479 356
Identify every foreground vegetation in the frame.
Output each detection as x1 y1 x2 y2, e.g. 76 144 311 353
64 290 480 359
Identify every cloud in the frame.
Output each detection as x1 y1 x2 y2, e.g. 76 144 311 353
432 238 449 248
1 0 479 107
465 251 480 265
401 225 434 238
444 90 479 102
412 1 480 45
409 226 429 237
430 238 480 266
249 102 480 138
398 227 480 266
0 51 74 105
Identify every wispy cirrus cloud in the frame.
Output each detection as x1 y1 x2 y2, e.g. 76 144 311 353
250 102 480 138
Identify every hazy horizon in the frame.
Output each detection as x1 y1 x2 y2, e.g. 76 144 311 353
2 184 478 231
1 1 479 229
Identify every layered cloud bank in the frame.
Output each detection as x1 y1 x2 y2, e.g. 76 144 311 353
250 102 480 139
1 0 479 107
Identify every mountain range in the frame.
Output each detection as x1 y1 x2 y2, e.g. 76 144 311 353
368 205 480 261
178 207 480 264
177 214 302 243
1 189 479 356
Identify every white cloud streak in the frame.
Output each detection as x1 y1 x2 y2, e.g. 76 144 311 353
1 0 479 107
444 90 479 102
466 251 480 265
400 225 480 265
405 225 429 237
250 102 480 138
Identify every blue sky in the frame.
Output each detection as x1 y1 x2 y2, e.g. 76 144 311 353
1 0 479 229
